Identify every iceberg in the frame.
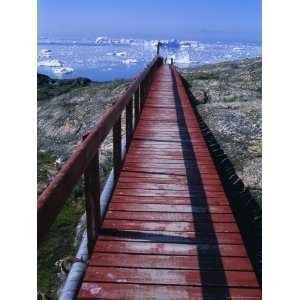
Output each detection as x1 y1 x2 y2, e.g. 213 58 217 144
116 51 127 57
39 49 52 58
122 59 138 64
144 40 159 48
95 36 111 45
38 59 63 67
179 41 192 48
160 39 181 49
232 47 244 52
96 36 138 46
53 67 74 74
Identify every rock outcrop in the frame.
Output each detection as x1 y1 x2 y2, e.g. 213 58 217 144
181 58 262 206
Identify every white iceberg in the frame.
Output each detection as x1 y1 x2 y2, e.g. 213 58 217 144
39 49 52 58
122 59 138 64
232 47 244 52
180 41 192 48
143 40 159 49
95 37 137 46
116 51 127 57
53 67 74 74
160 39 181 49
95 36 111 45
38 59 63 67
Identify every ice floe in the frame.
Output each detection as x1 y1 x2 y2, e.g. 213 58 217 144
96 36 138 46
38 59 63 67
116 51 127 57
160 39 181 49
53 67 74 74
232 47 244 52
95 36 111 45
39 49 52 58
122 59 138 64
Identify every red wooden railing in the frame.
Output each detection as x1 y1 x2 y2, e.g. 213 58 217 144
37 55 163 254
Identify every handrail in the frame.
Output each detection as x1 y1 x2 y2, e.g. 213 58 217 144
37 55 163 252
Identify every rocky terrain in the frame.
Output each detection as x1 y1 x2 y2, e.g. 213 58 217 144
37 74 130 194
181 57 262 207
37 74 130 298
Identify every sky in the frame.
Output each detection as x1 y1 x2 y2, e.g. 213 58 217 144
38 0 261 43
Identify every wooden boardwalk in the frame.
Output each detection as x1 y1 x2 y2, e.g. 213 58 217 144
77 65 261 299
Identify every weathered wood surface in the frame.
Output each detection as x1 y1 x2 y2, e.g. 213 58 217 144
77 65 261 299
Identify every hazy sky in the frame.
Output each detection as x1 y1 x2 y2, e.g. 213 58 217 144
38 0 261 43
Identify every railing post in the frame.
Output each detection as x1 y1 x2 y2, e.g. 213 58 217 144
83 134 101 256
134 89 140 127
113 117 122 184
126 97 133 152
140 82 145 110
156 41 161 56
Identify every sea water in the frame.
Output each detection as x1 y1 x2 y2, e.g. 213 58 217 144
37 37 261 82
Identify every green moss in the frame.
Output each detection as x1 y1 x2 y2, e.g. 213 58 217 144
37 155 113 298
223 94 238 102
37 151 57 195
37 194 84 298
37 150 85 298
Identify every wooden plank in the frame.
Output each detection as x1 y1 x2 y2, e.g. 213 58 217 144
109 203 232 213
89 253 253 270
98 231 244 245
102 220 239 233
120 171 219 180
116 182 224 192
105 211 235 222
118 174 221 185
110 196 229 206
93 240 248 257
113 189 226 198
78 283 261 300
83 267 258 287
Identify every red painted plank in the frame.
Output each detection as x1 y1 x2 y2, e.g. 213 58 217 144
118 174 221 185
93 240 248 257
98 231 244 245
113 189 227 199
120 171 220 180
105 211 235 222
110 196 229 206
84 267 258 287
89 253 253 270
116 182 224 192
78 283 261 300
109 203 233 213
122 167 218 176
102 220 239 233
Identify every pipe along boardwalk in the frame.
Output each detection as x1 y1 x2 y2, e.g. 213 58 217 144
38 56 261 299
